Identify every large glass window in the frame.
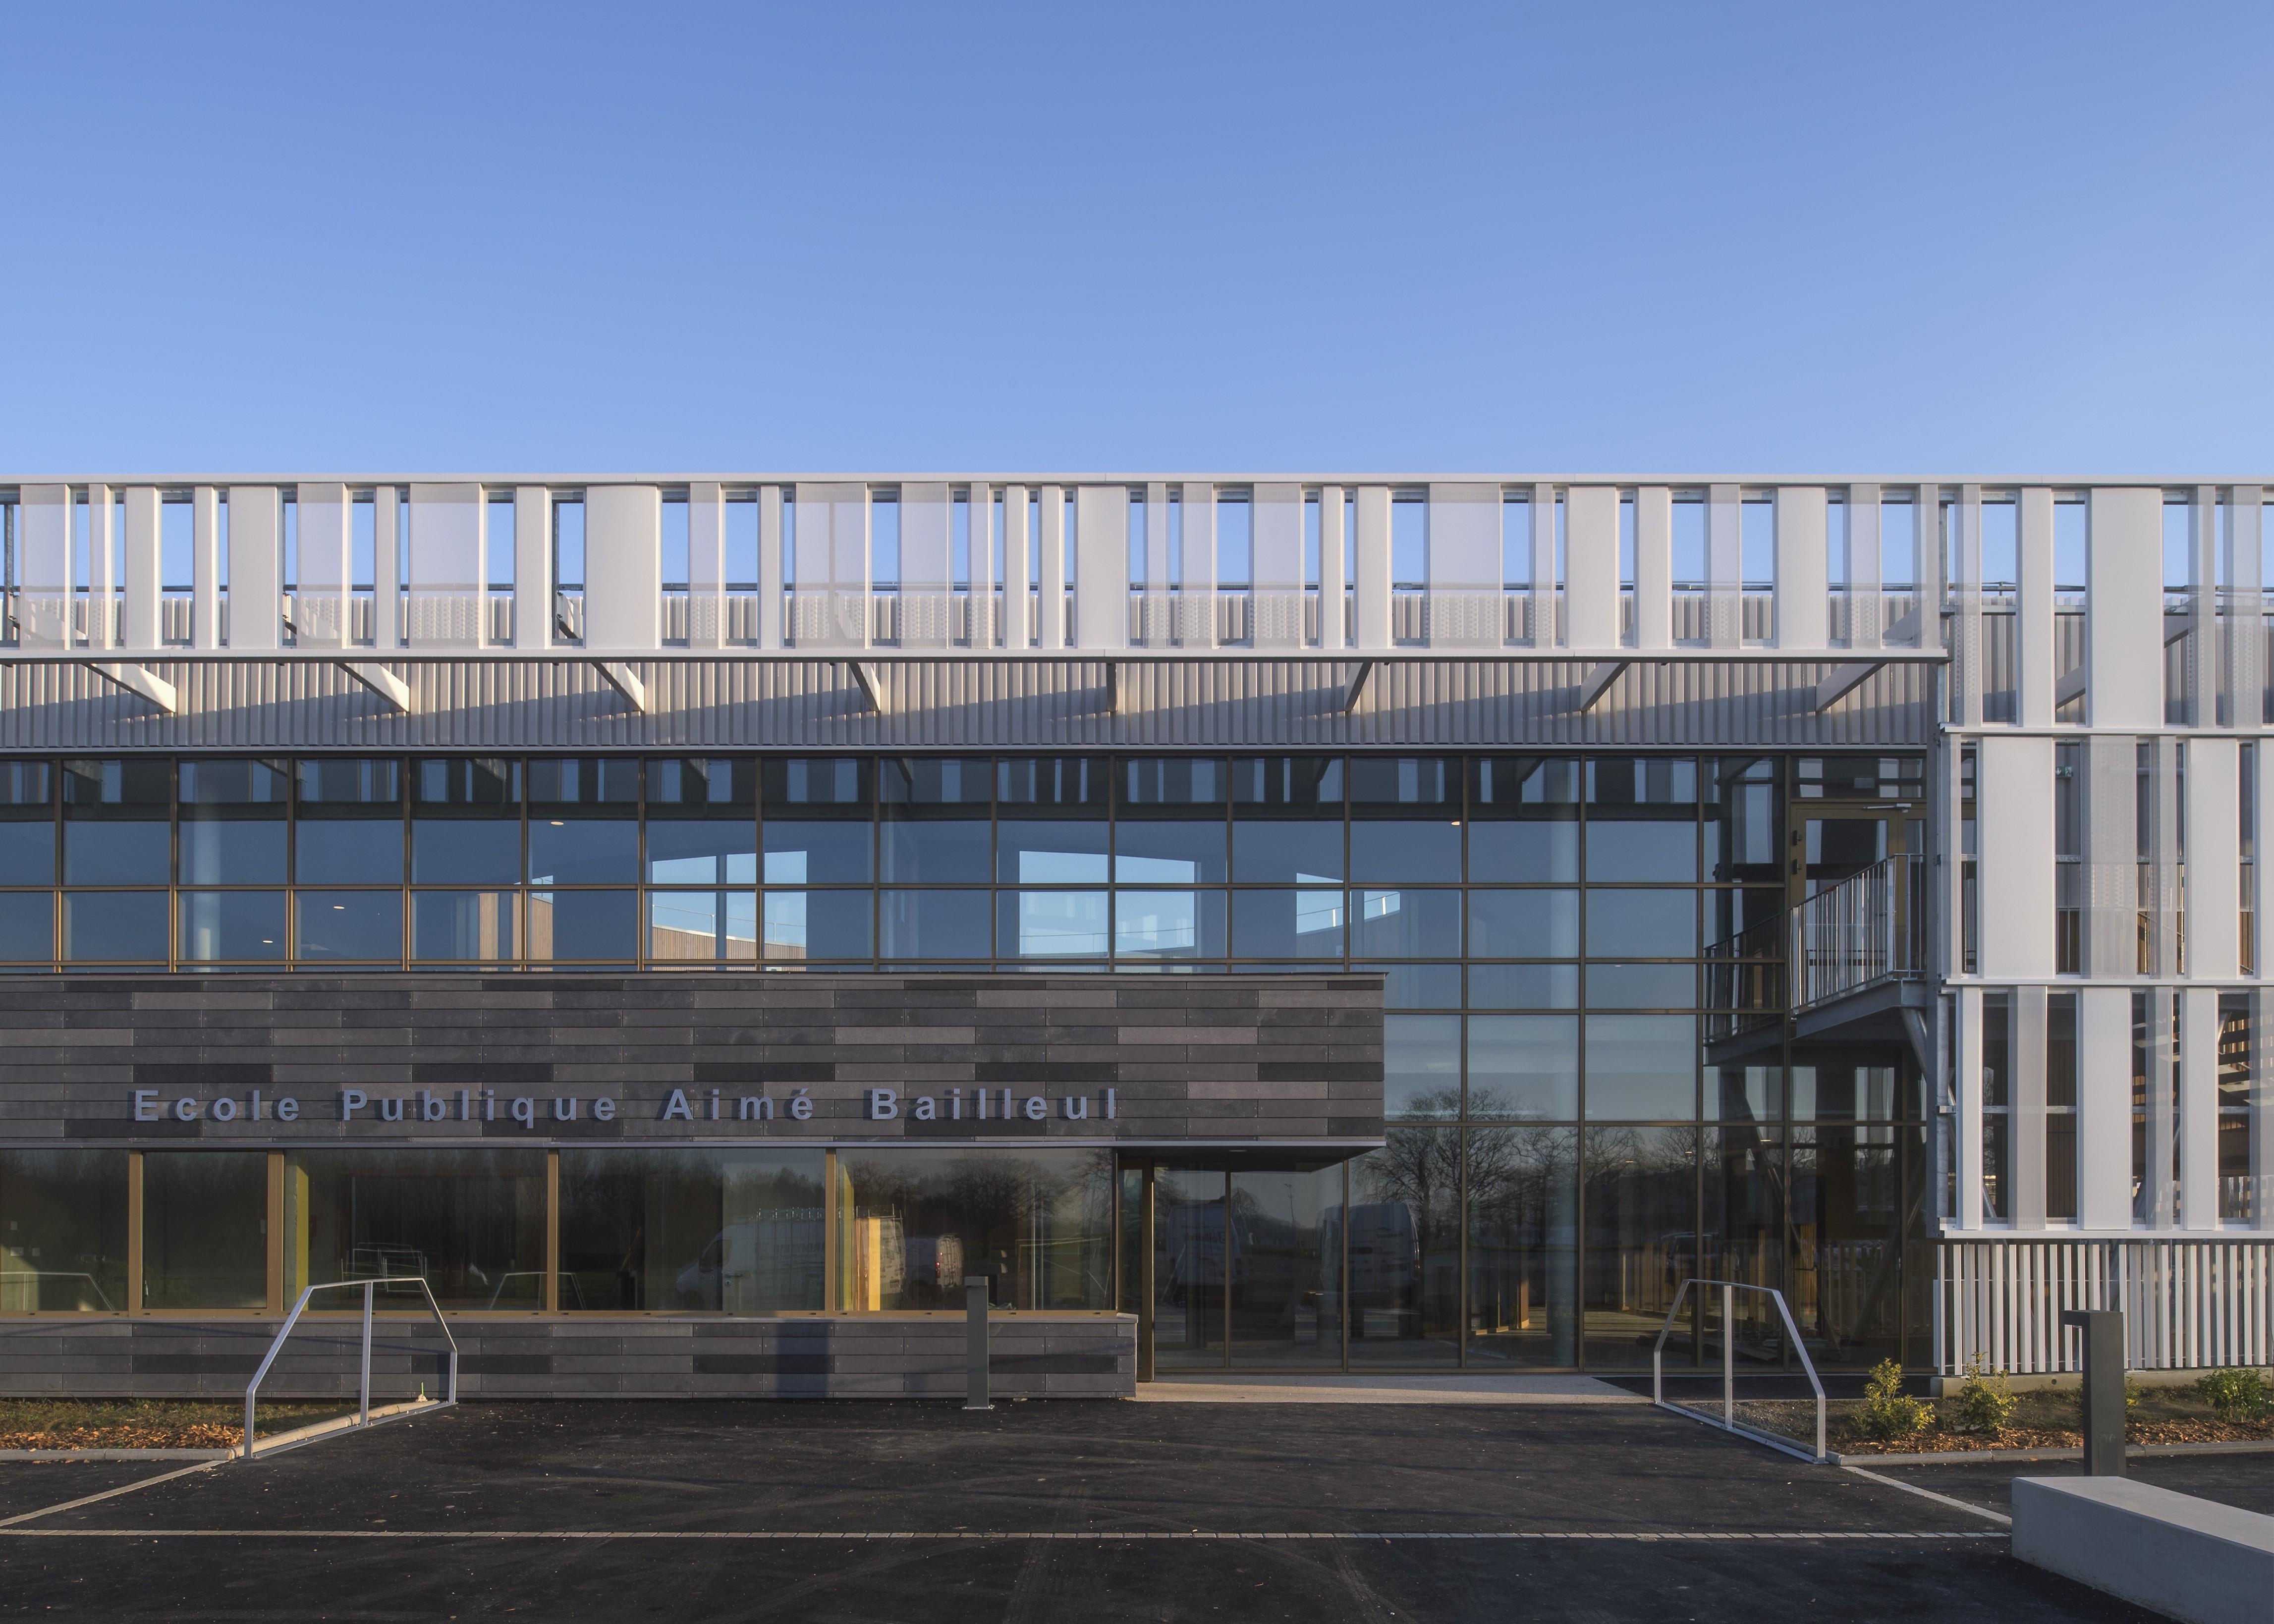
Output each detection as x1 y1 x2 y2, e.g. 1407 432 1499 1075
1468 1015 1577 1119
143 1152 267 1308
0 747 1861 987
529 889 636 962
880 757 991 883
1585 1014 1696 1120
412 890 517 962
178 889 287 962
1383 1013 1460 1119
996 757 1109 884
295 758 404 885
1349 886 1460 960
297 890 402 962
1115 758 1226 969
1469 889 1577 958
61 758 170 885
645 758 758 883
1582 1126 1697 1366
1787 1125 1917 1365
0 760 56 888
558 1148 825 1311
762 758 872 883
1230 757 1343 882
1469 757 1578 883
526 757 639 964
1346 1129 1460 1365
412 758 521 885
1349 757 1461 883
833 1148 1112 1310
63 890 167 963
1704 1123 1783 1353
1230 888 1344 960
1467 1123 1577 1366
0 1150 127 1311
0 891 53 962
1115 758 1228 883
1000 889 1109 960
285 1148 548 1311
527 758 638 884
1706 758 1780 886
1584 758 1697 883
878 889 986 960
178 759 288 885
649 890 757 964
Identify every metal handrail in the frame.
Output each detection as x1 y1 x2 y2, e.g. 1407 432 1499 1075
1789 854 1925 1011
1650 1279 1825 1464
241 1278 459 1461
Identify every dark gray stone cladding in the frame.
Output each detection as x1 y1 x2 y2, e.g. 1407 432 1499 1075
0 1315 1136 1399
0 972 1385 1147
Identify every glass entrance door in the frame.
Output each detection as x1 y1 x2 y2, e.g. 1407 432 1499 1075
1151 1165 1225 1369
1144 1160 1351 1371
1229 1166 1341 1367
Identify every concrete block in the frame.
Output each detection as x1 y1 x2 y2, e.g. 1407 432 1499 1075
2013 1476 2274 1624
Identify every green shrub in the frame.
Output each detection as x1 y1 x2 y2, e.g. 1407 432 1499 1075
1854 1358 1932 1441
2196 1368 2271 1425
2124 1376 2145 1415
1953 1357 2019 1435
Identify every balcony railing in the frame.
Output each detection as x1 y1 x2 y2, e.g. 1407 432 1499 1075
1704 913 1784 1040
1789 854 1926 1012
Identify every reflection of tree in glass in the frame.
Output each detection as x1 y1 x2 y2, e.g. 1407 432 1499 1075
1353 1106 1459 1248
1465 1092 1578 1229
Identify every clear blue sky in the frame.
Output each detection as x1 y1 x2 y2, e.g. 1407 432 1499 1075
2 2 2268 477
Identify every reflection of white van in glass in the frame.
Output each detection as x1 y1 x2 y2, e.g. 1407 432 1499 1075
1318 1203 1418 1338
673 1213 827 1311
1162 1199 1247 1302
902 1235 965 1300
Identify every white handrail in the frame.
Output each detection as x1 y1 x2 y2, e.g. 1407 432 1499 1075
241 1278 459 1461
1650 1278 1826 1464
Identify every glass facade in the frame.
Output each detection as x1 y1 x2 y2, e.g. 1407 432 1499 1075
0 748 1936 1369
560 1149 825 1311
0 751 1784 987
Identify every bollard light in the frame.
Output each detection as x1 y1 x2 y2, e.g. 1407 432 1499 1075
2059 1309 2125 1477
963 1274 991 1412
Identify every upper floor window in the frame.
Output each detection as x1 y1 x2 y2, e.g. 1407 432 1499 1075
1390 492 1425 590
1216 490 1252 590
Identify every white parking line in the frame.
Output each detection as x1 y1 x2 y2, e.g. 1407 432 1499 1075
1840 1465 2012 1526
0 1462 225 1531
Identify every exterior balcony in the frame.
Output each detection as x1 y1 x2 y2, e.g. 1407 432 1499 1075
1705 853 1930 1069
1788 853 1931 1057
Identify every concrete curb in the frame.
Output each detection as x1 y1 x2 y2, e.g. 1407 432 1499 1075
1829 1438 2274 1466
0 1449 231 1462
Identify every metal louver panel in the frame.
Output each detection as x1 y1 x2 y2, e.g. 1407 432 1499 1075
0 655 1935 751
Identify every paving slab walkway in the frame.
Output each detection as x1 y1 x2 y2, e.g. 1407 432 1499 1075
1137 1373 1642 1404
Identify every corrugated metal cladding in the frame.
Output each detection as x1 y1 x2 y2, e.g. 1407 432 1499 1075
0 656 1935 752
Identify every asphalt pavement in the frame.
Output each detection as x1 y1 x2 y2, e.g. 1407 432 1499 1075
0 1398 2206 1622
